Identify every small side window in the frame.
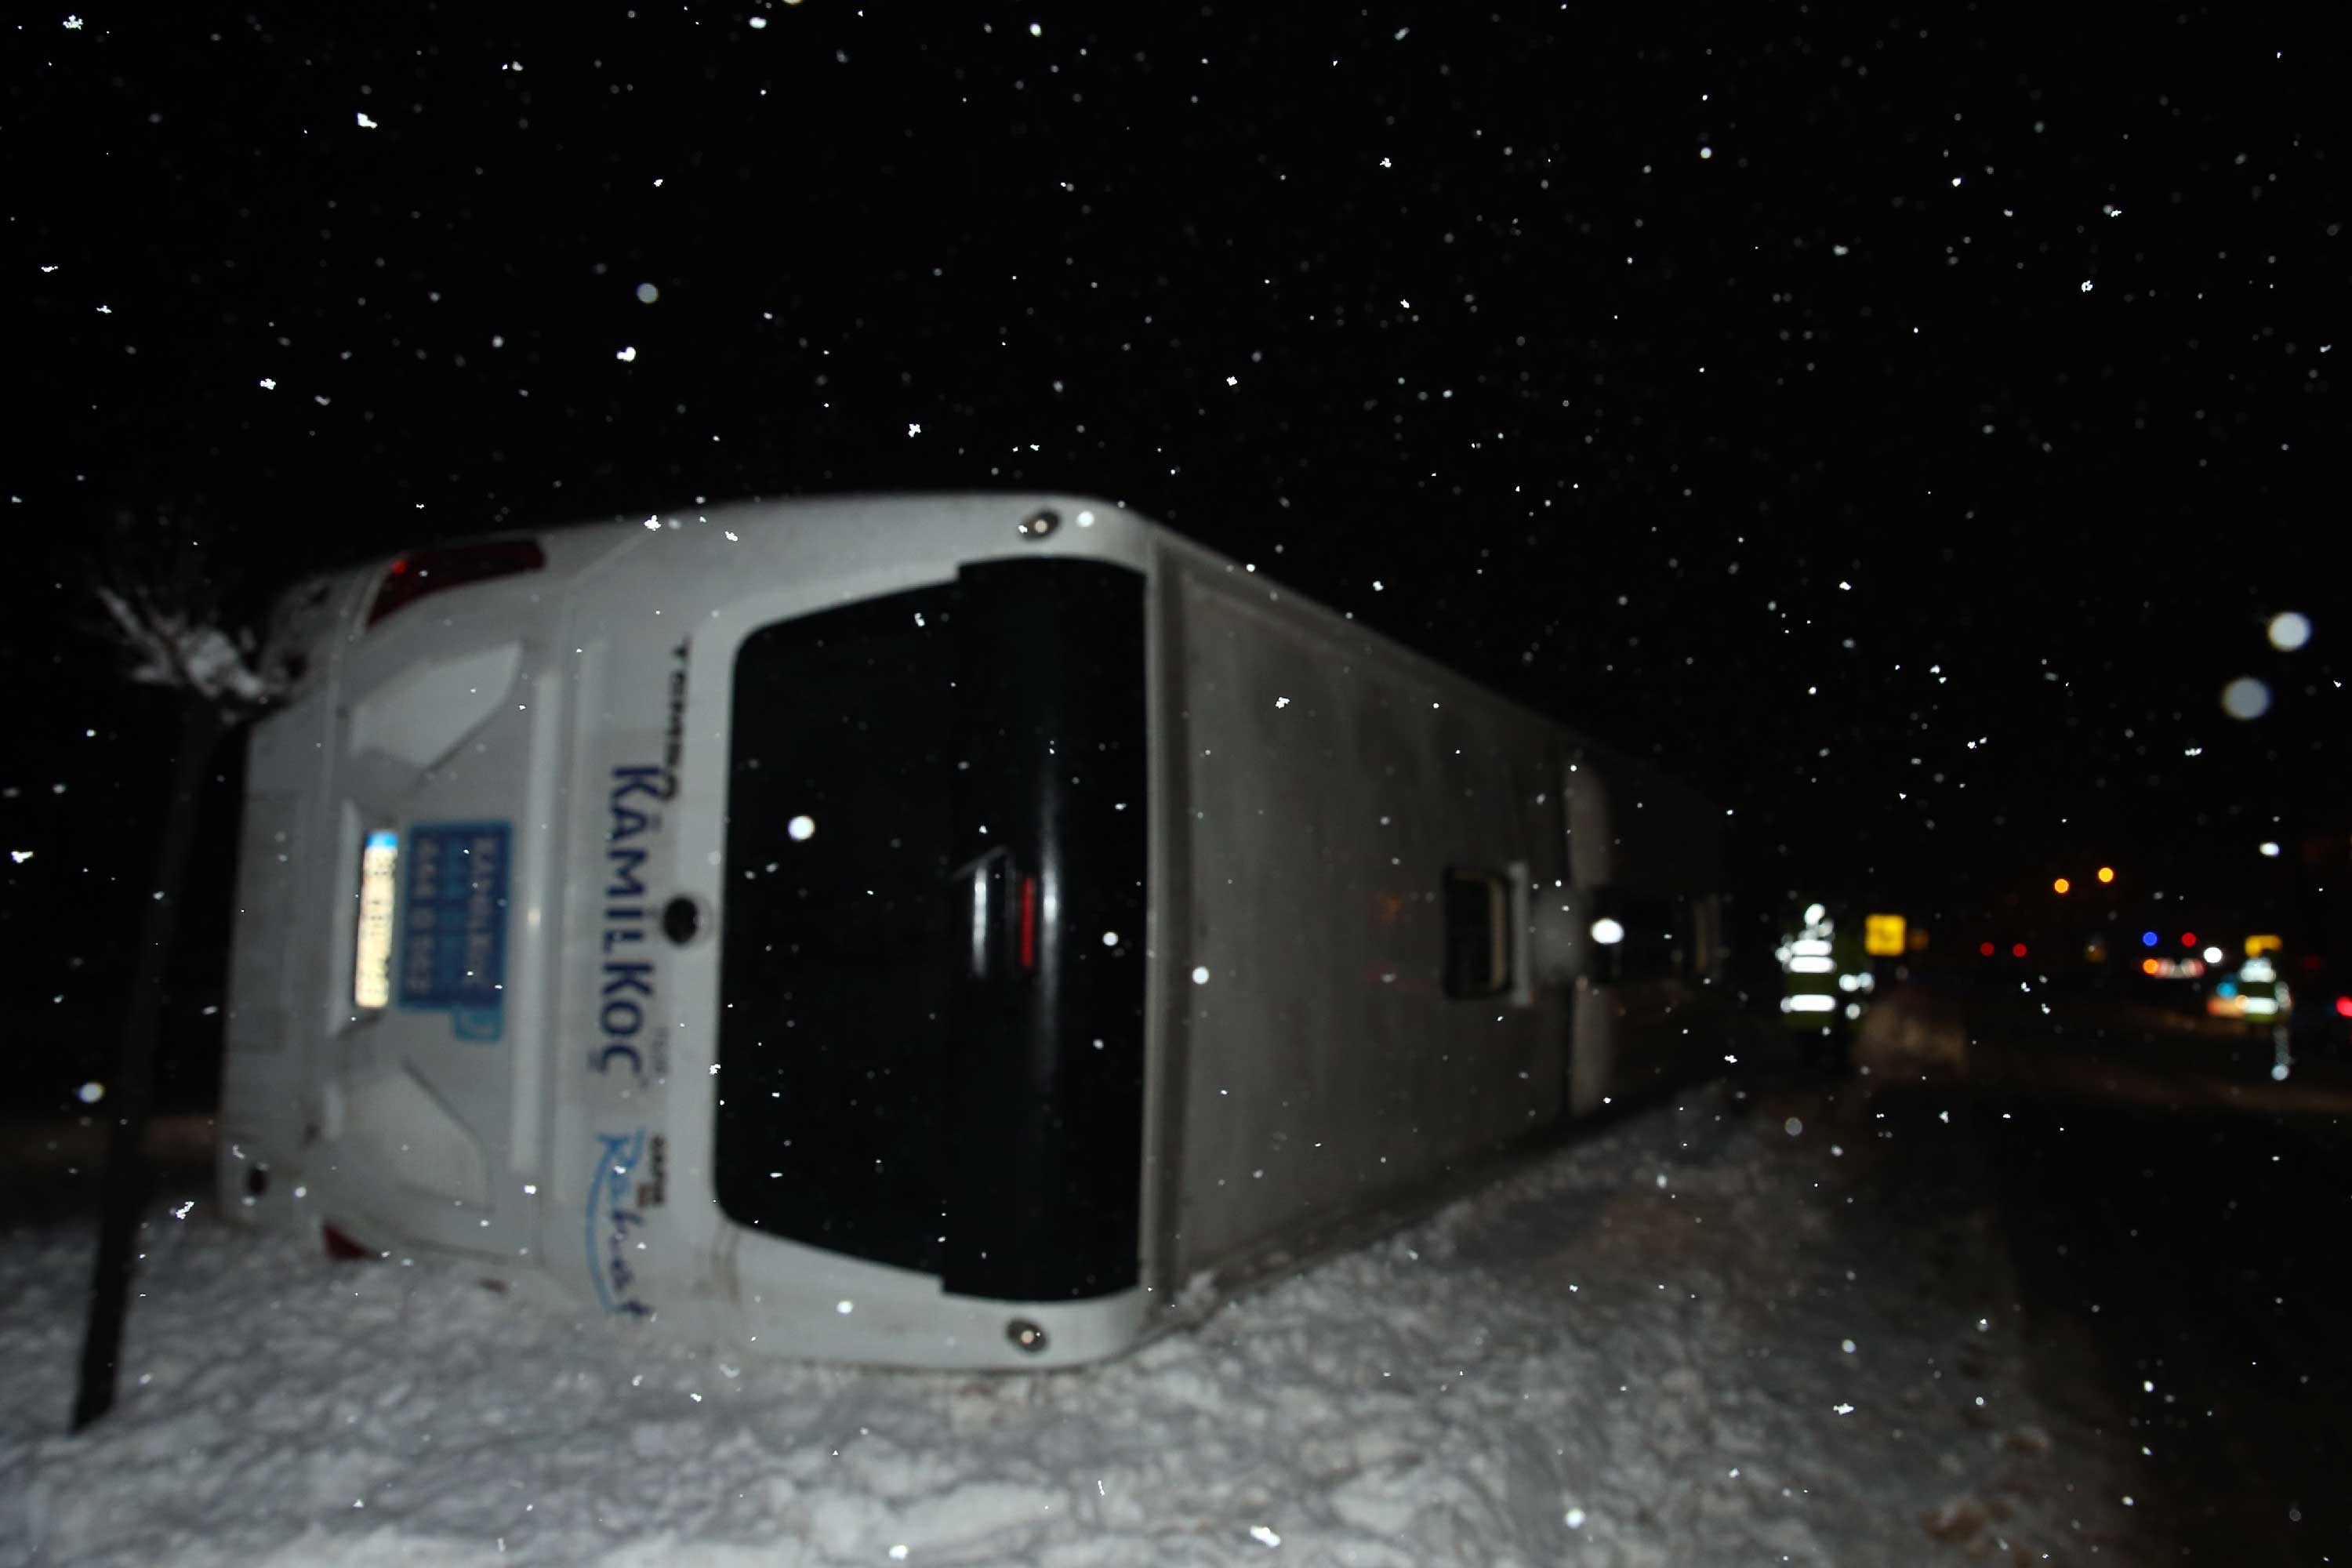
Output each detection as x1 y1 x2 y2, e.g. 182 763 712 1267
1443 869 1513 998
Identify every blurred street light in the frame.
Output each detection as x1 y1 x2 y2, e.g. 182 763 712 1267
2053 877 2072 895
2096 866 2115 884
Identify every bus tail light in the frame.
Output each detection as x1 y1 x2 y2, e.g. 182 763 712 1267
367 539 546 627
322 1225 376 1261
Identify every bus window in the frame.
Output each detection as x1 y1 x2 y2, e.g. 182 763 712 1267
714 586 959 1273
1442 869 1513 998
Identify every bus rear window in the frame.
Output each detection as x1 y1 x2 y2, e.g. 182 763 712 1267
714 560 1149 1297
713 586 958 1273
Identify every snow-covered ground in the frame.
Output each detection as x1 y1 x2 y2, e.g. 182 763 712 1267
2 1077 2130 1566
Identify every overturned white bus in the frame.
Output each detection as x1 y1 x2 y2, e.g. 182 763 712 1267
218 494 1730 1367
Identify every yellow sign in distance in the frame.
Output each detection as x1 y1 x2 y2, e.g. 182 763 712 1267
1865 913 1907 957
2245 933 2283 956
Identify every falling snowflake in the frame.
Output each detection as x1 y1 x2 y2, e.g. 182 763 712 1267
2267 611 2311 652
356 111 378 129
2220 677 2270 720
615 346 638 362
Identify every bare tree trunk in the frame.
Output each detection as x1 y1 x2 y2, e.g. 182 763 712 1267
73 699 224 1432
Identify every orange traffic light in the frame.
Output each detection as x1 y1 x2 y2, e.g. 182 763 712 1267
2053 877 2071 895
2096 866 2115 884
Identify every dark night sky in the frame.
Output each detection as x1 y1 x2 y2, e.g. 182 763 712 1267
7 4 2347 985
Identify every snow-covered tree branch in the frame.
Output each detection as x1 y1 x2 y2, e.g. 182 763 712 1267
84 512 287 712
93 583 278 707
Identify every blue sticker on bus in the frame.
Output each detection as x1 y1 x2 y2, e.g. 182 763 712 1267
397 820 511 1041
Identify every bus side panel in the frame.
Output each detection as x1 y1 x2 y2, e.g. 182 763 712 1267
1157 559 1571 1283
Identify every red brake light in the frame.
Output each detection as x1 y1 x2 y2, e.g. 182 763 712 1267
1978 941 1995 957
2336 996 2352 1019
2010 942 2027 958
1018 875 1038 973
322 1224 376 1261
367 538 547 626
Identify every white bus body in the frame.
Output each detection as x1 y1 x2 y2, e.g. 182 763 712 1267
219 494 1727 1368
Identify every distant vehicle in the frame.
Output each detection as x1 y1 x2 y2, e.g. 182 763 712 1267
217 494 1731 1367
2205 954 2285 1024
